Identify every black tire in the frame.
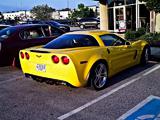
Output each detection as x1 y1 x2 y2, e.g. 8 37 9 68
66 27 70 32
140 46 150 65
88 62 108 90
97 24 100 29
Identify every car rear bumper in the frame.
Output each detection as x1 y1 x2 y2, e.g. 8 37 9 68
21 61 85 87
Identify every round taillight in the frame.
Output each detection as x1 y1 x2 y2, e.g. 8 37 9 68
25 52 30 60
20 52 24 59
62 56 69 65
52 55 59 63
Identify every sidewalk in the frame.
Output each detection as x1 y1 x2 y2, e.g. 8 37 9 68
151 47 160 59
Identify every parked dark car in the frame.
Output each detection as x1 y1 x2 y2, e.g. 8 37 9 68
0 20 17 25
0 24 11 31
23 20 70 32
0 24 64 67
77 18 100 29
45 20 70 32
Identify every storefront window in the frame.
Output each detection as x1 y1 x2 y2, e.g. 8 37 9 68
108 0 114 7
126 5 136 30
108 8 114 30
108 0 149 31
139 4 150 29
115 0 125 6
126 0 136 4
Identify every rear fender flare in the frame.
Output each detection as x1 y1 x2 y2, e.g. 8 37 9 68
84 55 108 82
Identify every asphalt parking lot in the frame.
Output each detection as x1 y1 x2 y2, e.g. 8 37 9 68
1 27 160 120
0 60 160 120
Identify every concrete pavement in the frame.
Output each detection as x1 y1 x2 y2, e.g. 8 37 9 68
0 61 160 120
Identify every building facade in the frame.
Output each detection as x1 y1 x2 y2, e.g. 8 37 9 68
3 10 70 21
107 0 150 32
3 10 32 20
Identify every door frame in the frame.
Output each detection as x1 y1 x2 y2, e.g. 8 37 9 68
113 6 126 32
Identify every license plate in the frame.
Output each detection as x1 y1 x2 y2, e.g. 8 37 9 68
36 64 46 72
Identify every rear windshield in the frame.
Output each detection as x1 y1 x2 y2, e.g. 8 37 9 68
44 34 99 49
0 27 16 41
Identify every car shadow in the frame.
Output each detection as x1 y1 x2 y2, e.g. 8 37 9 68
150 56 160 62
107 61 159 87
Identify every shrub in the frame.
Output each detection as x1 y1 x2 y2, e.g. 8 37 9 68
125 27 146 40
125 30 136 40
137 27 146 37
139 33 160 47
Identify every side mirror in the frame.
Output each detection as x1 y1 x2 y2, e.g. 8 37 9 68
125 41 131 45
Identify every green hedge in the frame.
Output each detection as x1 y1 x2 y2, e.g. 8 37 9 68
139 33 160 47
125 28 146 40
125 28 160 47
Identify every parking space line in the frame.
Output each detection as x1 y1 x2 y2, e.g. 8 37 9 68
0 76 24 85
58 64 160 120
57 77 141 120
143 64 160 76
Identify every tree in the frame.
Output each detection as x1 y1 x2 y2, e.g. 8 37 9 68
69 3 95 19
139 0 160 32
31 4 55 20
61 8 71 11
139 0 160 13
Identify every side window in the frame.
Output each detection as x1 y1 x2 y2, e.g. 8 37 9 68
20 27 44 40
81 36 99 46
111 34 126 46
71 36 99 47
100 34 125 46
42 26 50 37
50 26 62 36
100 35 117 46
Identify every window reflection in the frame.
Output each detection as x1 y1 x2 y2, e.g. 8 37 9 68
108 0 136 7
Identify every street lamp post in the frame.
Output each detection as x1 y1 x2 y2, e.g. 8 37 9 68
67 0 70 18
67 0 69 8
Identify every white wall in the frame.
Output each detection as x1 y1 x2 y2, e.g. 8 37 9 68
155 13 160 33
3 10 32 20
3 10 70 20
52 11 60 19
59 11 70 19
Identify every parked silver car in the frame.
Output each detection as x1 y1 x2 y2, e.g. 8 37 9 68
77 18 100 29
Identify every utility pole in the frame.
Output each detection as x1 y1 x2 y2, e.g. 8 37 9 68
67 0 69 8
67 0 70 18
20 0 22 10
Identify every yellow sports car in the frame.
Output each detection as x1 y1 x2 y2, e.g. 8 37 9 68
19 31 150 90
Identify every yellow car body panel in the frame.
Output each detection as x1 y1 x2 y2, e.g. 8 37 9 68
20 31 149 87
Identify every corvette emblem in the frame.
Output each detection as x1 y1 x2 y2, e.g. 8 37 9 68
36 55 42 58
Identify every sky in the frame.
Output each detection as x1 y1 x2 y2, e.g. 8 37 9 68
0 0 98 12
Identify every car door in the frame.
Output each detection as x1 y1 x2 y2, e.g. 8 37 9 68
111 34 137 66
19 26 52 48
0 29 21 65
100 34 136 74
